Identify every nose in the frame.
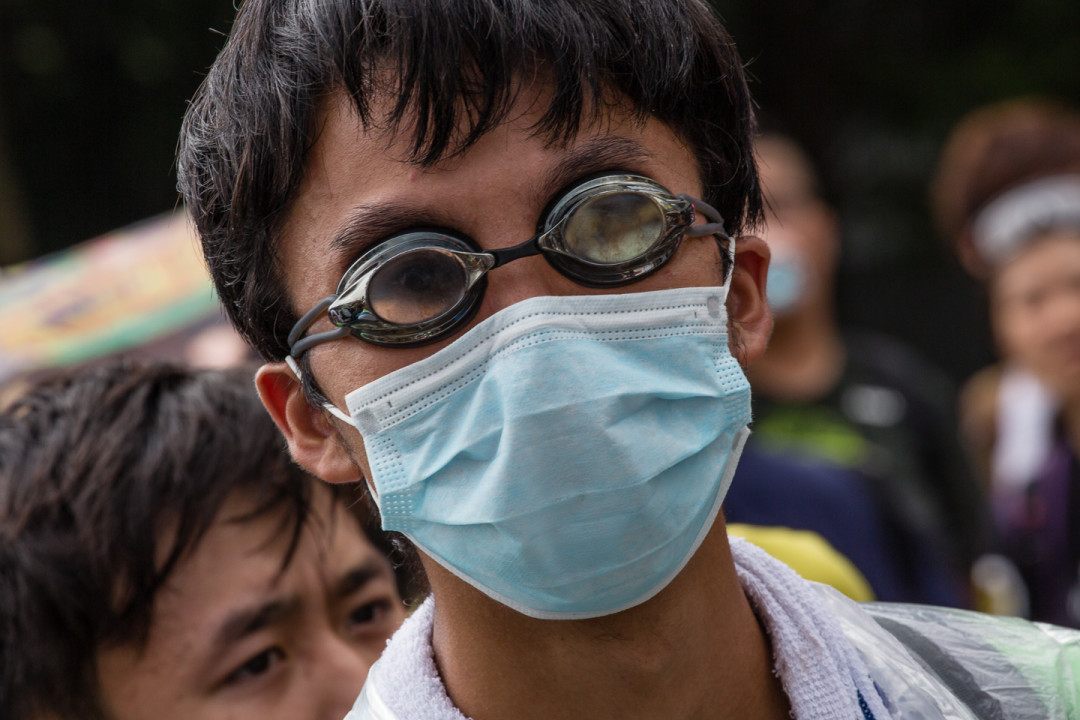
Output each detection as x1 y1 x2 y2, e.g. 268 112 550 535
477 254 569 317
311 632 379 720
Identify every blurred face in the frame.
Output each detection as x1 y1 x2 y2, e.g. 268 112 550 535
96 487 406 720
755 137 838 315
993 230 1080 398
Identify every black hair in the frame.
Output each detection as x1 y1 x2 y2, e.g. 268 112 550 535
0 360 424 720
178 0 761 363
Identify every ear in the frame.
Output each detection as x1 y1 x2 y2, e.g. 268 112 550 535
727 234 773 367
255 362 365 484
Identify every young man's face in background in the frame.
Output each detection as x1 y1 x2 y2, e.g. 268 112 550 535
96 486 406 720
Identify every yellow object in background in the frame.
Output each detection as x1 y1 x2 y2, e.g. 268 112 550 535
728 523 875 602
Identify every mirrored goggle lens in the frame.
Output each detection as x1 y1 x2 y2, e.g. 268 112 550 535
562 191 665 264
367 248 469 325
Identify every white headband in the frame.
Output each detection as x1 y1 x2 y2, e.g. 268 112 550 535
971 174 1080 265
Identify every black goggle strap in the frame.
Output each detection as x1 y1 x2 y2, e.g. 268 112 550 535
284 296 357 426
288 295 351 359
679 193 736 281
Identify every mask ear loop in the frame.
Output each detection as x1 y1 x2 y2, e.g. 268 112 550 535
679 194 737 295
282 355 359 427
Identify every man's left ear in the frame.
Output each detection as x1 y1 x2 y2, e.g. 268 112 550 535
727 234 772 367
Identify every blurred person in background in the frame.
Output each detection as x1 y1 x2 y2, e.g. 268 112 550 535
0 360 425 720
740 132 989 607
933 98 1080 627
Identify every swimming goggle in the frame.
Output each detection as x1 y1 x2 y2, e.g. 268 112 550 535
288 174 732 354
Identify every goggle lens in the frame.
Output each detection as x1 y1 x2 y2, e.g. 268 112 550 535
562 192 664 264
368 248 469 325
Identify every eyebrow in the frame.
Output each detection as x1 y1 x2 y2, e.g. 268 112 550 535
329 201 445 270
205 558 390 656
327 134 657 266
539 136 657 200
335 556 392 598
211 596 302 654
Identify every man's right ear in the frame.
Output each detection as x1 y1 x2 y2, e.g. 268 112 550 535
255 362 365 484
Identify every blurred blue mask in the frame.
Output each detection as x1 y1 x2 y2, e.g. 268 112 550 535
765 251 809 316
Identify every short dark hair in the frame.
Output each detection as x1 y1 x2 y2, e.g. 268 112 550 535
178 0 761 362
0 360 424 720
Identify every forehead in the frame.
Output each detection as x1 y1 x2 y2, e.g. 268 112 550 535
277 85 701 310
163 488 370 610
994 231 1080 294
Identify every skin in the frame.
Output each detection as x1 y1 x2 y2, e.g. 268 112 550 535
992 230 1080 407
747 135 846 401
96 487 406 720
257 84 783 720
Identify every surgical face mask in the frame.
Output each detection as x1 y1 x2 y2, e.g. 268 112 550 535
327 283 752 620
765 249 808 316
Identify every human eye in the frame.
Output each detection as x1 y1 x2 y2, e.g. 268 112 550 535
346 599 392 629
549 176 667 264
221 647 286 687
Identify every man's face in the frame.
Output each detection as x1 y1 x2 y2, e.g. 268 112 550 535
275 87 730 481
96 487 406 720
993 230 1080 398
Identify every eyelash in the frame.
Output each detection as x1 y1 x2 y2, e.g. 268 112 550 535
222 647 285 686
347 599 391 628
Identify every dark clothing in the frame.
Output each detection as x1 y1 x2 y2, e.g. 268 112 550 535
741 331 989 606
727 446 967 605
994 430 1080 627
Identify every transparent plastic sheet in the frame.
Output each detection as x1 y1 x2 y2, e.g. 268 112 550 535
816 584 1080 719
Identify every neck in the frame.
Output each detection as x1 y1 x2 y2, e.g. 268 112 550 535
425 527 790 720
748 305 845 401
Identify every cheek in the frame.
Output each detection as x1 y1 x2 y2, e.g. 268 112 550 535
657 237 727 287
995 306 1050 369
97 647 187 720
993 307 1028 355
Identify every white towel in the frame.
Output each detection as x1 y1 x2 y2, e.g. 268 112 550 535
730 536 890 720
348 536 892 720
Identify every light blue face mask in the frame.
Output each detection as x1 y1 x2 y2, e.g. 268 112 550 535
765 252 808 316
332 284 751 620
